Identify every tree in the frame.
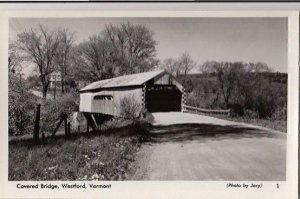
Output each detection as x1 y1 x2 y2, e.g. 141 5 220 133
161 52 196 78
9 69 36 135
103 22 158 76
199 60 279 117
55 29 75 93
9 41 35 136
72 22 158 82
246 62 272 73
178 52 195 77
16 25 60 98
177 52 196 85
72 35 115 82
160 58 180 77
200 61 245 108
8 42 22 74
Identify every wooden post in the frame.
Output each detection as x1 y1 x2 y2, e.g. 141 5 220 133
67 122 71 136
33 104 41 144
83 113 97 133
91 114 98 129
51 115 66 137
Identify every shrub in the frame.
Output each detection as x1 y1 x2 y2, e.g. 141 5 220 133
9 75 36 136
243 109 259 119
142 112 154 123
119 95 142 120
182 78 194 93
271 106 287 121
254 86 277 118
101 118 132 131
40 92 78 135
186 92 199 107
229 103 244 117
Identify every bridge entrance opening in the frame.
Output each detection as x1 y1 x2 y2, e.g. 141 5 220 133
145 85 182 112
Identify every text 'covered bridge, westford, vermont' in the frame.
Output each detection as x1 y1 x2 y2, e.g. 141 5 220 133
79 69 186 119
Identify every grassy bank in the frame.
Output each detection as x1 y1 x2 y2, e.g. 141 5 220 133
207 114 287 133
9 123 148 181
229 118 286 133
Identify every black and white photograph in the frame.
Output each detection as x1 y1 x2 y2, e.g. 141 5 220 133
7 15 291 182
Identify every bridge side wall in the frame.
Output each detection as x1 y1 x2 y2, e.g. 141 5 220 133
80 87 143 116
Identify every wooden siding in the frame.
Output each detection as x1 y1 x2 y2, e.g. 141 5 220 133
80 87 143 116
154 74 172 85
153 73 184 92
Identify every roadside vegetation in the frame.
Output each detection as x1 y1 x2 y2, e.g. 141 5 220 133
9 94 152 181
177 62 287 133
206 113 287 132
9 123 147 181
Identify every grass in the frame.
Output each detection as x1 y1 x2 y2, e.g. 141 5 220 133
9 123 148 181
228 118 286 133
207 114 287 133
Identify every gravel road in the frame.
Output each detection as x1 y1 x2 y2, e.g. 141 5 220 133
131 112 286 181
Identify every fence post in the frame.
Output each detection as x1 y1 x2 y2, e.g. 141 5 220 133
51 115 65 137
33 104 41 144
67 122 71 136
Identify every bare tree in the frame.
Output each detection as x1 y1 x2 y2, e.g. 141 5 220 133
160 58 180 77
161 52 196 78
16 25 60 98
8 42 22 74
55 29 75 93
72 22 158 82
178 52 196 77
246 62 273 73
103 22 158 75
200 61 244 108
72 35 114 82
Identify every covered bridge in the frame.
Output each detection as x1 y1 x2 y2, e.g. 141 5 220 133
79 70 186 117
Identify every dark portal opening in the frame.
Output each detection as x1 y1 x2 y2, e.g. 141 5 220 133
145 85 182 112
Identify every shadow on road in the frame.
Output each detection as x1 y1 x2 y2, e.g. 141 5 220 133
146 123 284 143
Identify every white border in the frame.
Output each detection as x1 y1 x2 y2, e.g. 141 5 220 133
0 10 298 199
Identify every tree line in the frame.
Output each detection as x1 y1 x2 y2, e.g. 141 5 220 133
9 22 203 99
10 23 162 98
182 61 287 119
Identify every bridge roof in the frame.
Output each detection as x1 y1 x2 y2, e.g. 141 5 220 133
80 69 166 92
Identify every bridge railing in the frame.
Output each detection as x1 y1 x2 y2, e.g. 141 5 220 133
183 105 230 115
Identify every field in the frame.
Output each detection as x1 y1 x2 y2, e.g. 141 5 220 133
9 123 147 181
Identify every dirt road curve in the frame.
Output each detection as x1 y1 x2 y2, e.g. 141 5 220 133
131 112 286 181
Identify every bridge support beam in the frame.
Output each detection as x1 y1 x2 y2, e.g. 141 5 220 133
83 113 97 133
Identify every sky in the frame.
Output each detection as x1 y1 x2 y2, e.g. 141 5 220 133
9 17 288 75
